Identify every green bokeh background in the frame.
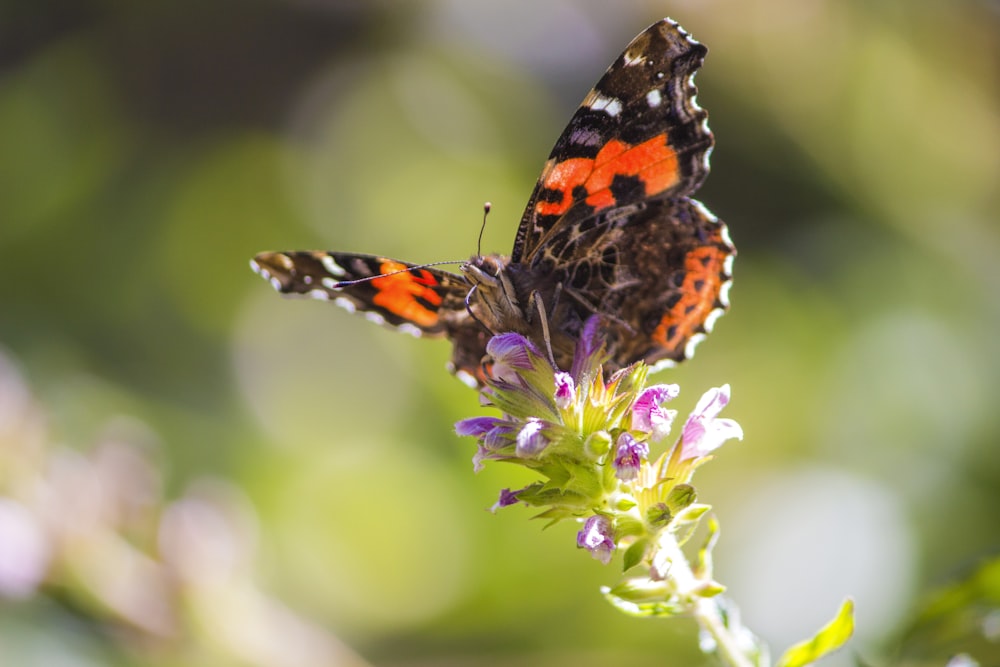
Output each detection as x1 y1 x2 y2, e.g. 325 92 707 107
1 1 998 665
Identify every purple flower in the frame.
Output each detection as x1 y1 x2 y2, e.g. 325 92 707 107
680 384 743 461
455 416 503 438
553 372 575 409
486 333 541 383
490 488 521 513
457 417 518 472
631 384 680 440
613 433 648 481
516 418 548 457
577 515 615 564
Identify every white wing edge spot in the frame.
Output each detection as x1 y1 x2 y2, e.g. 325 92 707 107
649 358 677 374
397 323 422 338
703 307 726 333
718 280 733 307
334 297 356 313
683 332 707 360
365 311 386 326
455 369 479 389
307 289 330 301
722 253 735 277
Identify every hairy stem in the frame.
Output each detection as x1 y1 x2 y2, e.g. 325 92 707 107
657 532 755 667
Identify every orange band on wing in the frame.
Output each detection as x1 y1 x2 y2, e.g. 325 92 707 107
371 260 443 328
535 135 679 217
652 246 725 350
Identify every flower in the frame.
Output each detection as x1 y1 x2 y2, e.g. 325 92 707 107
631 384 679 439
516 419 548 457
553 372 575 409
454 316 743 576
613 432 648 481
491 488 522 513
577 515 615 564
487 333 540 384
680 384 743 461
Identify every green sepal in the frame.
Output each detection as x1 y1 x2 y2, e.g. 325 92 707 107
583 431 613 458
602 578 671 603
775 598 855 667
615 496 638 512
666 483 697 512
623 538 651 571
692 580 726 597
669 503 711 546
487 384 559 423
695 513 720 579
646 502 672 529
601 584 685 618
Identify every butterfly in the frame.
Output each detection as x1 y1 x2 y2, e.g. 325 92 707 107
251 18 734 389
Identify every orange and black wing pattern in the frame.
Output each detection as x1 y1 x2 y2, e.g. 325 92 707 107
251 251 468 337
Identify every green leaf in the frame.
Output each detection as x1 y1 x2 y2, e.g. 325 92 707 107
894 555 1000 664
623 538 650 571
776 598 855 667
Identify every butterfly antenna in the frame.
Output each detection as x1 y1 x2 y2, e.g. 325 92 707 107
476 202 491 258
331 259 462 287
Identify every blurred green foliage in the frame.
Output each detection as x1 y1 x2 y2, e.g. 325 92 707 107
0 1 998 665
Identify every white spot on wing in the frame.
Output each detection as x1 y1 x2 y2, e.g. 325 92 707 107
321 255 347 277
588 94 623 117
398 323 422 338
455 369 479 389
307 289 330 301
646 89 662 108
703 307 725 332
623 49 644 66
684 332 707 359
365 311 386 326
719 280 733 307
649 358 677 374
321 277 341 290
334 297 356 313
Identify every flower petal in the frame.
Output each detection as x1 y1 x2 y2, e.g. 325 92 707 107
681 385 742 461
613 432 649 481
491 488 521 513
455 416 503 438
515 419 548 457
553 372 575 409
576 515 615 564
486 333 539 370
631 384 680 439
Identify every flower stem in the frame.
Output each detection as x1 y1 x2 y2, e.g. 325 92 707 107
658 532 755 667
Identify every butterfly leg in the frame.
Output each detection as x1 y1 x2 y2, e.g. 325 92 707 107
528 290 557 368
